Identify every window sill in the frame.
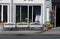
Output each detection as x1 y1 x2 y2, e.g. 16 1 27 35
30 22 40 25
17 22 28 25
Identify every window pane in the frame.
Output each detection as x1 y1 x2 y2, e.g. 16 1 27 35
21 6 28 22
33 6 41 22
16 5 20 23
29 6 32 22
0 5 1 21
3 6 7 22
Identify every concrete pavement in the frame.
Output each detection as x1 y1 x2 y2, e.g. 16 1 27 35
40 27 60 34
0 27 60 35
0 30 42 34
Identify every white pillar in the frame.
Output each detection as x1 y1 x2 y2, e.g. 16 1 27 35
13 4 16 23
40 5 43 25
10 4 12 23
7 5 10 23
43 4 45 24
46 8 50 22
28 5 29 23
40 5 43 24
10 0 13 23
32 6 33 22
1 5 3 22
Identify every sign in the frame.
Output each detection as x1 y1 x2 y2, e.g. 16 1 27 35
45 1 51 8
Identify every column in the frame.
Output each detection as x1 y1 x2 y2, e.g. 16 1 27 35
28 5 29 23
7 5 10 23
1 5 3 22
32 6 33 22
41 5 43 24
46 8 50 22
10 0 13 23
13 4 16 23
42 4 45 24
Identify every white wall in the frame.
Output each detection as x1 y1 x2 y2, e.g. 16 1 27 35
0 0 46 24
13 0 44 3
0 0 45 3
0 0 45 23
0 0 11 3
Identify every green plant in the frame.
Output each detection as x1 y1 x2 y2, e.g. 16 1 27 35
50 14 55 25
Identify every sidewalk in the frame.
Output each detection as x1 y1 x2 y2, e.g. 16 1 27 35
0 30 42 34
0 27 60 36
40 27 60 34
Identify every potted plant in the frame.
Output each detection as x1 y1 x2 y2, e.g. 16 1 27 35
43 23 53 31
49 10 55 26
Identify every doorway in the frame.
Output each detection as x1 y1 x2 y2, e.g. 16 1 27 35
56 6 60 27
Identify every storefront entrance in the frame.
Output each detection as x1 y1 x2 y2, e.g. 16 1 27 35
56 6 60 27
52 0 60 27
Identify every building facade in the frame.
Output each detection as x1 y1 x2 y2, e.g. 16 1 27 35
0 0 52 29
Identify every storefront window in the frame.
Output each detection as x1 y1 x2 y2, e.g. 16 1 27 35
21 6 28 22
16 5 20 23
0 5 1 21
16 5 41 23
29 6 32 22
3 5 7 22
33 6 41 22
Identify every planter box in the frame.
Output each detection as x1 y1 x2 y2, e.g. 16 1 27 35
30 23 42 27
30 23 43 30
4 23 16 28
16 23 28 30
30 24 42 27
17 23 28 27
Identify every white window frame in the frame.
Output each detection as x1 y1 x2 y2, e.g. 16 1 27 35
0 4 9 23
29 5 42 25
15 4 43 25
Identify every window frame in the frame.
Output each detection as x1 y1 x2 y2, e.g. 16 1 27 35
15 4 43 25
0 4 9 23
